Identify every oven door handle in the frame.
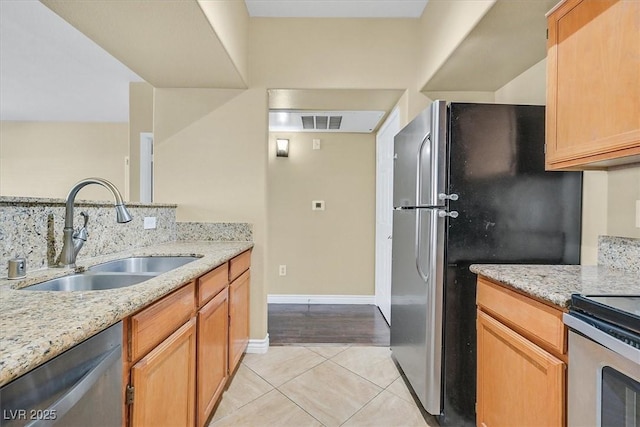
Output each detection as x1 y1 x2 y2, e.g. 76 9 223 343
564 313 640 365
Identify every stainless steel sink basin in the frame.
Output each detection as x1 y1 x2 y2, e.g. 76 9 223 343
87 256 200 274
21 272 157 291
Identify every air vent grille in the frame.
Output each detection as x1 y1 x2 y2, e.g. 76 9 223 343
301 116 314 129
315 116 328 129
329 116 342 129
269 110 385 133
299 115 343 130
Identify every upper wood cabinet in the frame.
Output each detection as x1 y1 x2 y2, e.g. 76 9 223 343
545 0 640 170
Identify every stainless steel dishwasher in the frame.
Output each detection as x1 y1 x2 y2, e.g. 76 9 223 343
1 321 122 427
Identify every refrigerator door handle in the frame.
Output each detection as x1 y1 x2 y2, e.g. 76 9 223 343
416 132 430 206
415 209 432 283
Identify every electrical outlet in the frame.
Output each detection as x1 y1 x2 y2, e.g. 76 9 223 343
144 217 157 229
279 265 287 276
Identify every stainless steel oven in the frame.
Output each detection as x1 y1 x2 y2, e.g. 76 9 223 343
564 295 640 427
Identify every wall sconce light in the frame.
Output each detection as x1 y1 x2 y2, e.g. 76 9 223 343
276 138 289 157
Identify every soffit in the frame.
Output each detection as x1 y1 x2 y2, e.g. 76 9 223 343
422 0 559 92
41 0 246 89
268 89 404 133
268 89 403 111
245 0 428 18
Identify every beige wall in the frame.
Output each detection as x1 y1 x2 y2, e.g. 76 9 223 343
249 18 420 90
417 0 496 89
581 171 608 263
607 166 640 239
152 87 268 339
267 132 375 296
0 121 128 200
494 58 546 105
129 82 154 202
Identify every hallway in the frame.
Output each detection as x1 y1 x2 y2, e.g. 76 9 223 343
268 304 390 346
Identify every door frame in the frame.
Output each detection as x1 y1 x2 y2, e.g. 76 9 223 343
375 107 400 325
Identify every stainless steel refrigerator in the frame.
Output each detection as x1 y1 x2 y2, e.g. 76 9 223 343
390 100 582 426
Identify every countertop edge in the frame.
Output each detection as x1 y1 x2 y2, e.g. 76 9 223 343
470 263 640 310
0 241 253 387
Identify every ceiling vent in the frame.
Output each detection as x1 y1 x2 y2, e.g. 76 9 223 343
269 110 385 133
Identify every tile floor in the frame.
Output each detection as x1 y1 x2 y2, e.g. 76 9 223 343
208 345 440 427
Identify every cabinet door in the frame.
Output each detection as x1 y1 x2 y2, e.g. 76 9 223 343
477 311 565 427
130 318 196 427
228 270 250 374
546 0 640 169
197 288 228 427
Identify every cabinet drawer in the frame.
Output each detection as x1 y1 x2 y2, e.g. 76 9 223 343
229 250 251 282
476 277 566 355
130 282 196 362
198 263 228 307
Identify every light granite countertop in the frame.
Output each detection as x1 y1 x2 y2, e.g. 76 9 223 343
0 241 253 387
470 264 640 309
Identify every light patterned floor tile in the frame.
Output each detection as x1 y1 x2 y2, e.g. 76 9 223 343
279 360 383 427
386 376 416 403
209 364 274 423
342 389 438 427
242 346 326 387
330 346 400 388
304 345 349 358
209 389 323 427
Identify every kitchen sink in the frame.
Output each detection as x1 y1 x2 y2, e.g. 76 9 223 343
87 256 200 274
21 272 157 292
19 256 199 292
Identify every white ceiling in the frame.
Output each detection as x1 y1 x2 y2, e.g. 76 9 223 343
245 0 428 18
0 0 142 122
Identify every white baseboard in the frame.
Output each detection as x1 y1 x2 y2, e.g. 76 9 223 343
267 294 376 305
246 334 269 354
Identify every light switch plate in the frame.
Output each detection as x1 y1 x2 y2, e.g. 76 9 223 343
144 217 157 229
312 200 325 211
636 200 640 228
313 139 321 150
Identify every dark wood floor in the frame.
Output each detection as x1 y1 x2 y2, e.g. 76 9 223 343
268 304 390 346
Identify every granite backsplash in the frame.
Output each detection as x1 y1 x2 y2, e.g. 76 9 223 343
0 197 252 276
598 235 640 274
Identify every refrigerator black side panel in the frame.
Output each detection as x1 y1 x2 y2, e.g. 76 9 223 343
446 103 581 265
438 103 582 426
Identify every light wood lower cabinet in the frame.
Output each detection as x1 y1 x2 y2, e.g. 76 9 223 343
477 311 565 427
197 288 228 427
228 269 250 375
476 276 567 427
130 318 197 427
124 250 251 427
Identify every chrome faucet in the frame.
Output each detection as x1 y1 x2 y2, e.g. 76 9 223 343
58 178 132 268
